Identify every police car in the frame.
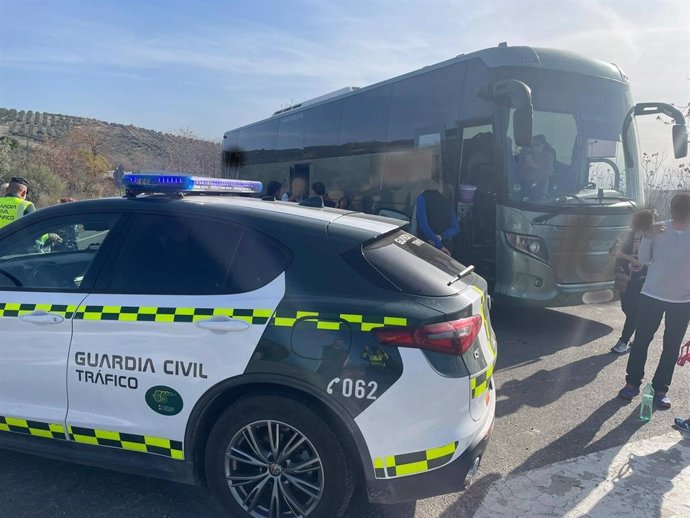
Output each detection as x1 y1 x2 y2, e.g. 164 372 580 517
0 174 496 518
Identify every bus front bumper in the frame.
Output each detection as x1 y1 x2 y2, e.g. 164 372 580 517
494 278 615 308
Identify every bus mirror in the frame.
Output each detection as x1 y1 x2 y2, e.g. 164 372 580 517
513 107 533 147
672 124 688 159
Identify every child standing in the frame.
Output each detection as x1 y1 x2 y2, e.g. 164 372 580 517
611 209 655 354
618 193 690 409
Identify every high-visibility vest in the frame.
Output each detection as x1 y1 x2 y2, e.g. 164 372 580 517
0 196 32 229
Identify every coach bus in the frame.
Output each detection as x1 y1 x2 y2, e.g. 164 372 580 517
221 44 687 307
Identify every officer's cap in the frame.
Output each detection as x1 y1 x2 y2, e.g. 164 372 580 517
10 177 29 187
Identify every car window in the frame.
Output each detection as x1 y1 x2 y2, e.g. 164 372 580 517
363 230 471 296
0 213 119 290
107 214 292 295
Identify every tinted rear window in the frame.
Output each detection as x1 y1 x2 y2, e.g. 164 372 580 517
363 231 471 296
107 214 291 295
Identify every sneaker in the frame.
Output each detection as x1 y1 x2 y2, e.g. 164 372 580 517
611 340 630 354
618 383 640 400
674 417 690 433
654 392 671 410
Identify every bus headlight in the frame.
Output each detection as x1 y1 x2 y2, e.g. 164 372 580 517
504 232 548 262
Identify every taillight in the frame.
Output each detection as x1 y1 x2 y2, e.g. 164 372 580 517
373 315 483 356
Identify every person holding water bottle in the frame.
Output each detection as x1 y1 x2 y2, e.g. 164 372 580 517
618 193 690 411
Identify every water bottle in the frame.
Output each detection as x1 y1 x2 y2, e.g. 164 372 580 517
640 383 654 422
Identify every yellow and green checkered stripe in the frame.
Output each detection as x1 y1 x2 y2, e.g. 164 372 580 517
73 305 273 324
0 417 184 460
470 363 495 399
0 301 408 332
68 426 184 460
373 441 458 478
271 311 408 332
0 303 78 319
0 416 67 440
471 286 496 358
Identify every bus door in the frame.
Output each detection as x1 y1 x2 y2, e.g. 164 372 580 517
456 123 497 282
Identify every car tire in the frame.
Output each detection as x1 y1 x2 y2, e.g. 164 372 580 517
205 394 354 518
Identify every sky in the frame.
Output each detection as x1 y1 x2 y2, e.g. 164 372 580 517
0 0 688 163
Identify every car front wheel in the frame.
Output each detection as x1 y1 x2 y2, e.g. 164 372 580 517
205 394 354 518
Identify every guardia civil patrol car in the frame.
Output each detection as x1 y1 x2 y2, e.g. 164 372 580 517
0 174 496 518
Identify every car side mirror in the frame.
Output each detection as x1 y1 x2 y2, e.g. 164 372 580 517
672 124 688 159
513 107 533 147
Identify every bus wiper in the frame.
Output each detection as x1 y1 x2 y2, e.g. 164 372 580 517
598 196 635 203
448 265 475 286
557 193 584 203
533 206 577 223
534 198 634 224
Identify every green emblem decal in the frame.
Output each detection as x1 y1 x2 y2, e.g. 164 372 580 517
145 386 183 416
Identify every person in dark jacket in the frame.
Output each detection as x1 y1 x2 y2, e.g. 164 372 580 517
261 180 282 201
312 182 336 207
414 189 460 255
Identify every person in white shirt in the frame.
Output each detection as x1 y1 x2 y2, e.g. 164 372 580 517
618 192 690 410
281 177 306 203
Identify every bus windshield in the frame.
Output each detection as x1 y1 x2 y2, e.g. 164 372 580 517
502 68 641 206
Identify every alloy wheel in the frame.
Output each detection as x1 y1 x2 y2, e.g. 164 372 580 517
224 420 324 518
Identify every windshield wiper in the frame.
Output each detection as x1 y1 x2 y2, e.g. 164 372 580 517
533 197 634 224
557 193 584 204
447 265 475 286
533 203 597 224
598 196 635 203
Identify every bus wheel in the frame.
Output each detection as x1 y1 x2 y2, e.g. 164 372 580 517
205 394 354 518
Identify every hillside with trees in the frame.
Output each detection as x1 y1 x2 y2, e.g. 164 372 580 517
0 108 221 207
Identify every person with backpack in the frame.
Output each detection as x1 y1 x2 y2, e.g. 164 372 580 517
414 189 459 255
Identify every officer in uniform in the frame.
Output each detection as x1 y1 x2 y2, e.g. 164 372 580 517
0 177 36 229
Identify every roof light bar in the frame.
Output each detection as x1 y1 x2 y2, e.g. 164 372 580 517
123 173 263 194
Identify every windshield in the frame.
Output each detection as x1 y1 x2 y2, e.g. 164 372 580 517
501 68 642 207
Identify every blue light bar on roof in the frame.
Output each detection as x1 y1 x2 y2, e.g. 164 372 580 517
122 173 263 194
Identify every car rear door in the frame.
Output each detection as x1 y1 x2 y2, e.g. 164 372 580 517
65 211 290 461
0 212 120 439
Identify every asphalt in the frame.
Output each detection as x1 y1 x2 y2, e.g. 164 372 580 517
1 301 689 517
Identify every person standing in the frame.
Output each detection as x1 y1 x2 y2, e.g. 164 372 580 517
261 180 282 201
518 134 555 200
611 209 655 354
0 177 35 229
281 177 306 203
414 189 460 255
618 193 690 409
311 181 336 207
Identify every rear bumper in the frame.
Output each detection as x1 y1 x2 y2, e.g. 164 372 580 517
365 417 494 504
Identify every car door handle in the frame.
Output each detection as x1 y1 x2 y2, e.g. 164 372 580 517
20 311 65 325
195 316 250 332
